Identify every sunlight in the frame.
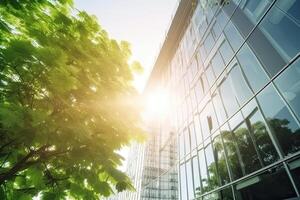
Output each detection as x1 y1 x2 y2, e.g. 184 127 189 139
143 88 169 121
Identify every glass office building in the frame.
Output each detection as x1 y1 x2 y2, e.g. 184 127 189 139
144 0 300 199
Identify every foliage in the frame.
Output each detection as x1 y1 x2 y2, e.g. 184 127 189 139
0 0 144 199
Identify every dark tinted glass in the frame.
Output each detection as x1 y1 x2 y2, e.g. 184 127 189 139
221 124 243 180
248 1 300 76
212 135 230 185
247 109 279 165
288 157 300 192
233 122 262 174
275 58 300 121
234 165 297 200
237 44 269 92
257 84 300 156
219 186 234 200
180 164 187 200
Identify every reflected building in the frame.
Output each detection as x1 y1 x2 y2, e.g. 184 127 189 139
144 0 300 199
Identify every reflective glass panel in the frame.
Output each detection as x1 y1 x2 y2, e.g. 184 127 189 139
237 44 269 92
184 128 191 155
219 76 239 117
186 160 194 200
180 132 185 159
224 21 244 52
194 115 203 145
221 124 243 180
192 156 201 198
205 143 219 190
219 40 234 65
180 164 188 200
229 63 253 105
212 90 227 125
275 58 300 121
211 51 225 77
233 122 262 174
189 123 197 150
234 164 297 200
212 135 230 185
257 84 300 156
247 108 279 165
204 33 215 56
199 149 208 194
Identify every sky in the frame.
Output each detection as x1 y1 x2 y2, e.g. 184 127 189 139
73 0 178 170
74 0 179 92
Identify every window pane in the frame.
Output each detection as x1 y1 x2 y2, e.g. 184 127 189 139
212 90 227 125
247 108 279 166
205 65 216 87
180 164 188 200
180 132 185 159
288 157 300 192
184 128 191 155
275 58 300 121
192 156 201 198
186 160 194 200
237 44 269 92
219 186 234 200
199 149 208 195
213 135 230 185
248 1 300 77
234 164 297 200
219 40 234 65
194 115 203 145
195 78 204 103
224 21 244 52
233 122 262 174
205 143 219 190
229 63 253 105
257 84 300 156
221 124 243 180
189 123 197 150
204 33 215 56
211 52 225 77
219 76 239 117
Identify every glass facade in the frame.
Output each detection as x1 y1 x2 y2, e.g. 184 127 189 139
144 0 300 199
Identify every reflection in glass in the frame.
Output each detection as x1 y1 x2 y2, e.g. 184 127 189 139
211 52 225 77
221 124 243 180
206 65 216 87
205 143 219 191
213 135 230 185
199 149 208 194
275 59 300 121
237 44 269 92
194 115 203 145
229 63 253 105
184 128 191 155
180 164 188 200
186 160 194 200
212 91 227 125
257 1 300 70
224 21 244 52
189 123 197 150
192 156 201 198
180 132 185 160
247 109 279 165
219 40 234 65
257 84 300 156
233 122 261 174
234 165 297 200
288 158 300 192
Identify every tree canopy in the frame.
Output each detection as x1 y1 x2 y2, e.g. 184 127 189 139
0 0 144 199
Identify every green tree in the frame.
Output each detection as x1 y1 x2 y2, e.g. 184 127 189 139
0 0 144 199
